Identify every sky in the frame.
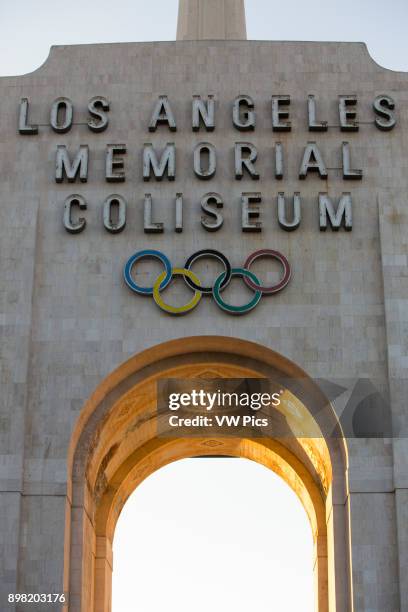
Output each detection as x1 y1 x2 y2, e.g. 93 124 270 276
1 1 405 610
0 0 407 76
112 458 314 612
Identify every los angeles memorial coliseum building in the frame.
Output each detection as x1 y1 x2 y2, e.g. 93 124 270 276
1 1 407 610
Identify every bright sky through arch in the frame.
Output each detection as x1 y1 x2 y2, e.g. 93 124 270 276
112 458 314 612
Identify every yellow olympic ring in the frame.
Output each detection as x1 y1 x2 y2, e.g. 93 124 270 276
153 268 202 315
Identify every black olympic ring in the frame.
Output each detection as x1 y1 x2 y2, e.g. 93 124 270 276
184 249 232 294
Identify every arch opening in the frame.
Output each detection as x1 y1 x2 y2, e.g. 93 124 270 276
65 336 350 612
111 457 315 612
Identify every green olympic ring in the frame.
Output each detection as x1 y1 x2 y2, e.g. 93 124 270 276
213 268 262 315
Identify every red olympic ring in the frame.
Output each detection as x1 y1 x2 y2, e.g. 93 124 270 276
243 249 291 295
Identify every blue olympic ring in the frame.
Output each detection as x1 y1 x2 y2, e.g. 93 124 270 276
124 249 172 295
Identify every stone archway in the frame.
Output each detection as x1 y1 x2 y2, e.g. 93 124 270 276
65 337 350 612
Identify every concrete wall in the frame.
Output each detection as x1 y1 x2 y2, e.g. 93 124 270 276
0 40 407 610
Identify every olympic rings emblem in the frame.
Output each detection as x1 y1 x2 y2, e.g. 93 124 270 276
124 248 291 316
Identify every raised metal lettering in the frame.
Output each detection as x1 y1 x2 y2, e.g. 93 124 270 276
18 98 38 135
63 194 87 233
50 97 73 134
233 95 255 131
275 142 284 180
194 142 216 180
373 95 396 131
278 192 301 231
175 193 183 233
106 144 126 182
319 193 353 231
192 96 215 131
272 95 291 132
103 195 126 233
88 96 110 132
201 193 224 231
342 142 362 180
308 95 328 132
148 96 177 132
299 143 328 179
144 194 164 233
55 145 89 183
143 143 175 181
242 192 262 232
235 143 259 180
339 95 359 132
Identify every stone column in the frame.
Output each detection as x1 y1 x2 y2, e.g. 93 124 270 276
177 0 247 40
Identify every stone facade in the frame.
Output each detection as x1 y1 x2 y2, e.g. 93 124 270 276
0 38 407 611
177 0 246 40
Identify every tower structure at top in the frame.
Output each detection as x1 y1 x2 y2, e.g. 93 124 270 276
177 0 247 40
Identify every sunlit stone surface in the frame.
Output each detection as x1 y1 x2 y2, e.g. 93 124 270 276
177 0 247 40
0 2 407 611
